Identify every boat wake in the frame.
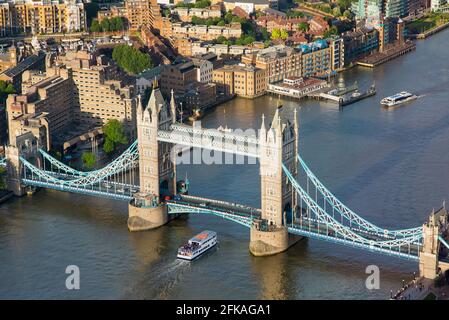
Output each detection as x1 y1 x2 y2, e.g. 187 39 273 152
122 259 190 299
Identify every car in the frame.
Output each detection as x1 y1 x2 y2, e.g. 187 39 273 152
199 202 207 207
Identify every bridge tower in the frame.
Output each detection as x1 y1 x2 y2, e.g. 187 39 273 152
419 207 449 279
128 82 177 231
250 106 301 256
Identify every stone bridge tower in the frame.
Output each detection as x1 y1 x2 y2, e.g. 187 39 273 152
128 82 176 231
419 206 449 279
250 106 300 256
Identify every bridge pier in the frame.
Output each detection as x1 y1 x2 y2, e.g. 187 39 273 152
5 146 25 196
249 221 301 256
128 201 168 231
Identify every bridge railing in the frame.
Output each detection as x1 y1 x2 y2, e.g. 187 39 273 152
297 154 423 238
282 163 422 257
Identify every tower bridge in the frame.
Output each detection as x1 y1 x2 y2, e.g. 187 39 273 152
1 83 449 280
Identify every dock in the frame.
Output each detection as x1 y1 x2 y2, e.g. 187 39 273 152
357 41 416 68
308 82 376 107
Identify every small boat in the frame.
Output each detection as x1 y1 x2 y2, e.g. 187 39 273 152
381 91 417 107
177 230 218 261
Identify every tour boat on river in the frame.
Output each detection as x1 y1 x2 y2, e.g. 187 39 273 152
177 231 218 261
380 91 418 107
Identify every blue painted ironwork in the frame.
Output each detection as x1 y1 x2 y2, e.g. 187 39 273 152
15 129 428 261
283 163 422 259
297 154 422 238
23 179 133 201
167 201 254 228
39 140 138 177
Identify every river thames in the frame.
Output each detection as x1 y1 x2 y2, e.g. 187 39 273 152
2 29 449 299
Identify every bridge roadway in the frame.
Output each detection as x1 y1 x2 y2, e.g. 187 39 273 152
21 176 137 201
166 195 261 227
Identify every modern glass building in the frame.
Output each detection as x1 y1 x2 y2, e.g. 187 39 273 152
352 0 411 21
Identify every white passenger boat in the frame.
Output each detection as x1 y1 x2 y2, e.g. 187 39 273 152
177 230 218 261
380 91 417 107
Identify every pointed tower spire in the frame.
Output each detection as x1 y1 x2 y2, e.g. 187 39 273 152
170 89 176 124
261 113 266 129
293 108 299 132
137 94 143 114
153 77 159 89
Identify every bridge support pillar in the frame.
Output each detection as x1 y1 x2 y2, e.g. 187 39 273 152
128 202 168 232
5 146 25 197
249 224 301 257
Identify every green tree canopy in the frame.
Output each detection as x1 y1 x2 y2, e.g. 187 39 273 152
112 45 153 74
271 28 288 40
82 152 96 169
0 80 15 104
194 0 211 8
90 19 101 32
298 22 309 32
100 18 110 32
338 0 352 10
102 119 128 154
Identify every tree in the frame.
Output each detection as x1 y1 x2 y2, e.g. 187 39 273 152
259 28 270 41
298 22 309 32
82 152 96 169
333 6 342 17
101 18 111 32
271 28 288 40
103 139 115 154
102 119 128 154
194 0 211 8
215 35 227 44
343 10 352 18
224 11 234 24
112 45 153 74
0 80 15 104
90 19 101 32
338 0 352 10
323 26 339 38
271 28 281 40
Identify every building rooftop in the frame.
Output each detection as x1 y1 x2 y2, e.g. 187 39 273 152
2 51 45 78
138 65 163 81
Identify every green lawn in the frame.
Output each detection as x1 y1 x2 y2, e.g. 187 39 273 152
407 13 449 34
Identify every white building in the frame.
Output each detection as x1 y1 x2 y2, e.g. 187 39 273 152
191 58 213 83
